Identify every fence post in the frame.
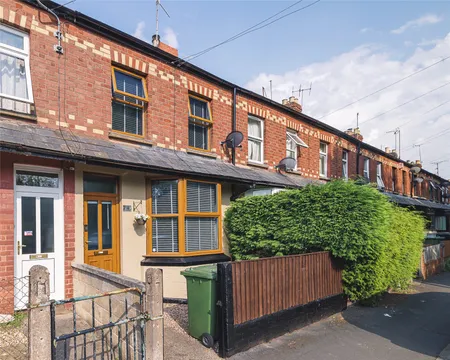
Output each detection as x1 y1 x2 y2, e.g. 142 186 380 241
28 265 51 360
217 262 235 358
144 268 164 360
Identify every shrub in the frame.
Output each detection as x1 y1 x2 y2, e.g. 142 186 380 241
224 180 425 301
445 258 450 272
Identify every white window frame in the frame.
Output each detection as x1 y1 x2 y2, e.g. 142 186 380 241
342 150 348 180
376 162 385 188
363 158 370 180
0 24 33 103
248 116 264 164
319 142 328 177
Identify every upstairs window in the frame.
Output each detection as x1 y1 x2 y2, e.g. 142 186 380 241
402 171 407 194
391 167 397 192
111 67 148 136
319 142 328 177
248 116 264 163
363 158 370 180
286 129 308 170
376 162 384 188
0 24 33 113
342 151 348 180
188 95 212 150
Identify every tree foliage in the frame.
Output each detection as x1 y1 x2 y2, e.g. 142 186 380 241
224 180 425 301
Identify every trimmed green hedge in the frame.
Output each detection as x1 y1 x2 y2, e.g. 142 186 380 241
224 180 425 301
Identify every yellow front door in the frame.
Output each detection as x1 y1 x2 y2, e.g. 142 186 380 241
83 194 120 273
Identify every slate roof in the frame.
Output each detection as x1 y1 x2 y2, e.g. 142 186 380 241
0 120 320 188
384 192 450 211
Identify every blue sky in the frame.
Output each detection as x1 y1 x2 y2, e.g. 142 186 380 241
57 0 450 178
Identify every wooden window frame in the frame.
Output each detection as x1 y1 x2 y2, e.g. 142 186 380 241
188 94 213 151
146 178 223 257
111 66 148 138
342 150 348 180
319 141 328 177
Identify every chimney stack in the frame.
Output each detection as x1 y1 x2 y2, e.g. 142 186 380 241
345 128 364 142
152 34 179 57
385 146 391 154
415 160 422 168
282 96 303 113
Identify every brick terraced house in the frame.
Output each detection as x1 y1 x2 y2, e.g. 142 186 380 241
0 0 449 313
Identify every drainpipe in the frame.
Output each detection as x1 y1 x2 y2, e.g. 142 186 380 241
356 142 361 176
232 87 237 165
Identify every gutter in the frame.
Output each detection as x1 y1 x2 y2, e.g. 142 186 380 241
22 0 447 183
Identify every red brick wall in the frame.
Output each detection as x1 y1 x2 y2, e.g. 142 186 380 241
0 0 445 192
0 152 75 309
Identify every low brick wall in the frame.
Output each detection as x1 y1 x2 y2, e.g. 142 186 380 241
72 264 145 358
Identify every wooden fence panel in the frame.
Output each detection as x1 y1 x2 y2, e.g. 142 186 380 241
231 252 343 325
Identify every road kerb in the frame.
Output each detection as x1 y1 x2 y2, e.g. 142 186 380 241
437 344 450 360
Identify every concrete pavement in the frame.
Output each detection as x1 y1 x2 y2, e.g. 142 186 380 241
233 272 450 360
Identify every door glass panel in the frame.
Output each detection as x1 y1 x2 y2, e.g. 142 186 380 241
40 198 54 253
87 201 99 251
16 171 59 188
21 197 36 254
84 174 117 194
102 201 113 249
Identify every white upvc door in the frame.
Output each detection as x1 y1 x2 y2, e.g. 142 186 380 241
14 166 64 308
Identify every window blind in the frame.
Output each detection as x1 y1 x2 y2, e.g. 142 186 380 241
186 181 217 213
152 180 178 214
112 101 143 135
152 218 179 252
189 97 210 119
188 121 208 150
114 69 145 98
185 217 218 252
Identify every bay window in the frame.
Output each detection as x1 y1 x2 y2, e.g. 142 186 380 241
0 24 33 113
148 179 221 256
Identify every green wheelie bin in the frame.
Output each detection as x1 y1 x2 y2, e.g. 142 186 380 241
181 264 218 348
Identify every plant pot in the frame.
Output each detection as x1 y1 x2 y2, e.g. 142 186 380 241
136 218 147 225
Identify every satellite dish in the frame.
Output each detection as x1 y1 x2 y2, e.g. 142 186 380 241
221 131 244 148
414 177 424 183
276 157 296 172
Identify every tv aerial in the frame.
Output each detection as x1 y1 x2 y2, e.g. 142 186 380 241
275 157 296 172
292 83 312 106
221 131 244 149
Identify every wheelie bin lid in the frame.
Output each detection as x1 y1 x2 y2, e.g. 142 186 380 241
180 264 217 280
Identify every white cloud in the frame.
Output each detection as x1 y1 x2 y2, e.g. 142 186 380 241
162 27 178 49
418 38 441 47
360 27 371 34
245 34 450 179
133 21 147 42
391 14 443 35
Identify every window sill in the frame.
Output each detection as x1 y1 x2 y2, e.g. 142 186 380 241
247 161 269 169
319 176 331 181
286 170 303 176
0 108 37 122
108 131 153 146
186 148 218 159
140 253 230 267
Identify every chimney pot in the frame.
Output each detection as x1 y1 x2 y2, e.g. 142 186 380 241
282 99 289 105
415 160 422 167
289 96 299 104
385 147 391 153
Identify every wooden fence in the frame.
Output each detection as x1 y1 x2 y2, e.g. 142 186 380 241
232 252 343 325
217 252 346 357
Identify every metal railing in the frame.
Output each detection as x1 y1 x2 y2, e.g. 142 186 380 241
51 288 147 360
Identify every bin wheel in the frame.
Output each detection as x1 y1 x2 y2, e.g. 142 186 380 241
201 333 214 348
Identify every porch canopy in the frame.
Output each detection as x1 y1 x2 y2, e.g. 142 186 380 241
384 192 450 211
0 120 318 189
